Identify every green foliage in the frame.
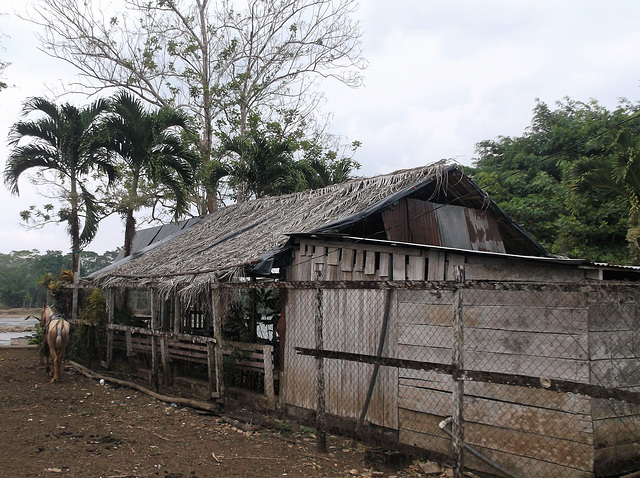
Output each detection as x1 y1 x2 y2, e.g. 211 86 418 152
71 289 107 366
0 249 117 309
471 97 640 264
28 322 44 346
222 288 281 343
4 97 116 271
78 288 107 325
216 111 360 201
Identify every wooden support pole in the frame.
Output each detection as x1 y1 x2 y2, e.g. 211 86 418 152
105 288 115 369
161 335 171 386
173 295 181 335
263 344 275 410
207 341 217 398
354 288 393 437
314 264 327 452
211 288 223 399
452 265 465 478
72 258 80 322
150 289 159 392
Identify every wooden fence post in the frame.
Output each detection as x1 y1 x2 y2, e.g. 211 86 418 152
105 288 115 369
314 263 327 452
263 344 275 410
210 288 223 399
452 265 465 478
161 335 171 386
150 289 159 392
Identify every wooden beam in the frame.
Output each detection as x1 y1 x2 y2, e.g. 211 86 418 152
294 347 640 405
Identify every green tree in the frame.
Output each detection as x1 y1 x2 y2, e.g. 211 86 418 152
30 0 366 212
4 97 116 271
103 91 199 257
471 98 638 264
217 113 360 200
569 126 640 261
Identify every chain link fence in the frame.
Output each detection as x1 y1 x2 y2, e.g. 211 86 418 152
73 279 640 477
284 280 640 478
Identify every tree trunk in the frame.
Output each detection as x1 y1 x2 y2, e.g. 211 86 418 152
124 209 136 258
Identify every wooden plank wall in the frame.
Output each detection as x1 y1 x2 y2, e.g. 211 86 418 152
397 287 596 477
281 239 640 476
282 240 403 429
589 291 640 473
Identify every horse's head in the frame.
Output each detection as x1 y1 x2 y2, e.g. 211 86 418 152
40 306 54 329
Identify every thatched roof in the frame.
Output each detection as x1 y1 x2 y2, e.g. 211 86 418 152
88 161 547 294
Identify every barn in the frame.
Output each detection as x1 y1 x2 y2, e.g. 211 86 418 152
87 161 640 477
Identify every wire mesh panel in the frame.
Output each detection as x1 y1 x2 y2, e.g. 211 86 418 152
85 278 640 477
282 280 640 477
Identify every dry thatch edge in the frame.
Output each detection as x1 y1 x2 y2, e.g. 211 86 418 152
90 162 454 297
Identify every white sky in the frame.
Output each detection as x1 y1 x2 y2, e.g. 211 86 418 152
0 0 639 254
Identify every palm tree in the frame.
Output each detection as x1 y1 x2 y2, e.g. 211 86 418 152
104 91 199 257
4 97 115 272
570 129 640 262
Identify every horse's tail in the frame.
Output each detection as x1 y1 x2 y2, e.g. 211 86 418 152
56 321 63 348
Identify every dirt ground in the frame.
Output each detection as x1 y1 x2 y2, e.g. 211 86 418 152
0 346 439 478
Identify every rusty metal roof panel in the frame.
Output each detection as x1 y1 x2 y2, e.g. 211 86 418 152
407 199 441 246
435 205 472 249
464 208 506 253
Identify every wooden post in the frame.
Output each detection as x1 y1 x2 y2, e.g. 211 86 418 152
105 288 115 369
161 335 171 386
263 344 275 410
173 295 181 334
210 288 223 399
207 340 217 398
354 288 393 436
452 265 465 478
314 264 327 452
125 329 137 372
72 254 80 322
150 289 159 392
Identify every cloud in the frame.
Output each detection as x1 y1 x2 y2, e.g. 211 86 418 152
2 0 640 253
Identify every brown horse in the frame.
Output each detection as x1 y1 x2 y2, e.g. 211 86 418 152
40 306 70 382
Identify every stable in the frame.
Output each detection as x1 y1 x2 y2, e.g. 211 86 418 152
88 161 640 477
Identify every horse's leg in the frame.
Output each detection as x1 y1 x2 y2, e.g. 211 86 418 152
50 346 59 382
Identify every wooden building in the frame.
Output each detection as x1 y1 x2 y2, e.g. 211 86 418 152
88 161 640 477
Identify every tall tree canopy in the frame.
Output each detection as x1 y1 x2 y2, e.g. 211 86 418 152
29 0 366 211
4 97 116 271
470 97 640 264
102 91 199 257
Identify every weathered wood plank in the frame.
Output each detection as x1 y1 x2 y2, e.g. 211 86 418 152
591 359 640 389
427 250 445 281
464 288 586 308
397 288 454 305
465 328 589 360
399 373 591 415
407 255 424 280
399 386 594 446
593 414 640 448
399 408 594 472
398 323 452 348
392 253 405 281
341 249 354 272
589 303 640 331
464 259 585 282
590 330 640 359
378 252 390 278
397 343 452 364
465 350 590 383
465 305 588 334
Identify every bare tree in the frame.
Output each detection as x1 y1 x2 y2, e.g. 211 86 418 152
28 0 366 209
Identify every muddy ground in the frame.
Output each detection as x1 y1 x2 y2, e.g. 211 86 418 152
0 346 444 478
